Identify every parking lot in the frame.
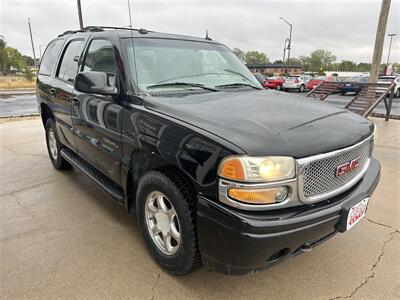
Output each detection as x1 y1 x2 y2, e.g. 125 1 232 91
1 117 399 299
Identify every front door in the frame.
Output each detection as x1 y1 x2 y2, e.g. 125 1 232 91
52 38 86 149
71 38 123 184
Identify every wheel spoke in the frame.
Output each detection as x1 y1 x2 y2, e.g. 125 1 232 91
163 233 178 252
157 195 169 213
147 197 158 215
170 218 181 241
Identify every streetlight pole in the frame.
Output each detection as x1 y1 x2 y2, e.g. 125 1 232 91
386 33 396 66
28 18 37 67
282 39 290 75
280 17 293 63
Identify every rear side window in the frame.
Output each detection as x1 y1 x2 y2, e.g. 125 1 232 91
57 40 85 83
38 39 64 76
82 39 117 74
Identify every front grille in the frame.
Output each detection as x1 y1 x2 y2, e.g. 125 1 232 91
299 137 372 202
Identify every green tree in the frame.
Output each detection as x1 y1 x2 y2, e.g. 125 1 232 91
245 51 270 65
0 39 27 75
307 49 336 72
356 63 371 72
23 55 35 66
273 59 283 64
233 48 246 62
285 57 301 65
299 55 310 72
338 60 357 71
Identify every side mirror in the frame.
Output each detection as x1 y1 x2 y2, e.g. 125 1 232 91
74 71 118 96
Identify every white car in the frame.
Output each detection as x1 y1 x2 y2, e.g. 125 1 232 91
283 75 313 92
378 76 400 98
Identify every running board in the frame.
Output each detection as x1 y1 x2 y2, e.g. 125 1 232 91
61 149 125 203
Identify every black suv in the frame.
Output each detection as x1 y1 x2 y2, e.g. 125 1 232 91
37 26 380 275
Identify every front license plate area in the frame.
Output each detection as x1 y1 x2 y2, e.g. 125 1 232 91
336 197 369 232
346 198 369 231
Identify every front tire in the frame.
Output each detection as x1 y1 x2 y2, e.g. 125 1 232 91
136 171 201 275
276 84 282 91
45 119 71 170
299 84 305 92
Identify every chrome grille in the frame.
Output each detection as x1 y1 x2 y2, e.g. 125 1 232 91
298 136 373 202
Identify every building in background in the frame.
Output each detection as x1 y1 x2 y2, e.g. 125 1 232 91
246 63 302 76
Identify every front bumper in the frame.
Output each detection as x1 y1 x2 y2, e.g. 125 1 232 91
197 158 380 275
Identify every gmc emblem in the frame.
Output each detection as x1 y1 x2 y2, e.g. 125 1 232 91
336 157 360 177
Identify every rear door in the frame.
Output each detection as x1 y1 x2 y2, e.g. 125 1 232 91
71 38 123 183
52 38 87 149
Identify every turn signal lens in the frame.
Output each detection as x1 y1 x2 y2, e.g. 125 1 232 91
228 187 289 204
218 157 245 181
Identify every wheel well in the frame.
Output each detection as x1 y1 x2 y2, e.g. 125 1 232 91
40 103 54 126
126 164 196 213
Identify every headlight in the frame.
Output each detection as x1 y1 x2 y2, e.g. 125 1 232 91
218 156 295 182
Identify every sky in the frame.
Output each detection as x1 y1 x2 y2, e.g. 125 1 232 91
1 0 399 63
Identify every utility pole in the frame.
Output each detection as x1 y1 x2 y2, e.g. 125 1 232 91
28 18 37 67
386 33 396 66
369 0 391 83
77 0 84 30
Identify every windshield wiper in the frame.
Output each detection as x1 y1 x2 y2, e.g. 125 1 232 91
147 82 218 92
215 83 262 90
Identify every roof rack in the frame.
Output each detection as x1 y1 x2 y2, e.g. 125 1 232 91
58 26 151 37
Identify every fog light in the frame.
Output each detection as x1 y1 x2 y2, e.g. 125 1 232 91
228 186 289 205
274 186 289 202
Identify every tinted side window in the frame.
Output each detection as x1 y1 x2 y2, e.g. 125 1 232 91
82 39 117 74
38 39 64 76
57 40 85 83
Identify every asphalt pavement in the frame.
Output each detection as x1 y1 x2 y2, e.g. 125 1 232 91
0 93 39 117
1 117 399 299
0 91 399 118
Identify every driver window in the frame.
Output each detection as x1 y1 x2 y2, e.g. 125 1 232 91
82 39 117 82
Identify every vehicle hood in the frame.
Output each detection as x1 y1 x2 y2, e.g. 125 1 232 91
143 89 373 158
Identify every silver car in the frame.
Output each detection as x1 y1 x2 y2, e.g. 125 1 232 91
283 75 312 92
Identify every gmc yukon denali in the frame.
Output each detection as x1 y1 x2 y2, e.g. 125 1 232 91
36 27 380 275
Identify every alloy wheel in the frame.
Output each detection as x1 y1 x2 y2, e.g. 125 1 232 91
48 128 58 160
145 191 181 255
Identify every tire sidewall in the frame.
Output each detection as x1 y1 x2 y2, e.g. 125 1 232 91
299 84 305 92
136 172 198 275
45 119 64 169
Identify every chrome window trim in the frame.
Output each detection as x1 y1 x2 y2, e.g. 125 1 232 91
218 178 301 211
297 134 373 204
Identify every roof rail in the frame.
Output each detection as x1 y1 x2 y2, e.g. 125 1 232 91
57 26 151 37
85 26 151 34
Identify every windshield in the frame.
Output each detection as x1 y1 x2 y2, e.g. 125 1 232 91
123 38 261 92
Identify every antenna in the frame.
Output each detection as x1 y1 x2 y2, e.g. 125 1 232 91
127 0 140 97
205 29 211 41
127 0 133 28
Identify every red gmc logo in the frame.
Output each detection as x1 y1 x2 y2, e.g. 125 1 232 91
336 157 360 177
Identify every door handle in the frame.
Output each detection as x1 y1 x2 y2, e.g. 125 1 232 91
72 97 80 106
50 88 56 95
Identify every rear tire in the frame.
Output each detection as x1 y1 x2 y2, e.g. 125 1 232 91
299 85 305 92
45 119 71 170
276 85 282 91
136 171 201 276
395 89 400 98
